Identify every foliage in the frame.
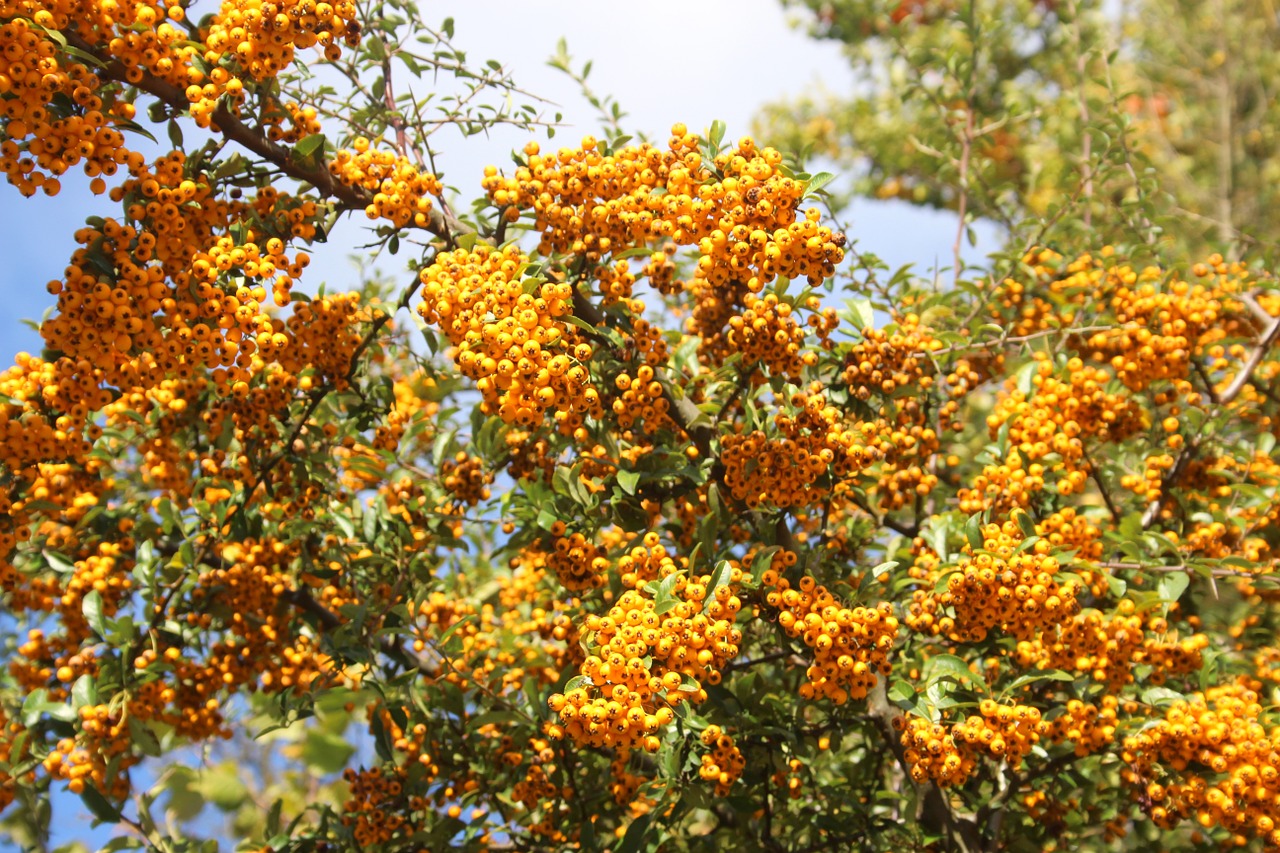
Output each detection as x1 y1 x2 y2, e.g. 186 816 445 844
761 0 1280 260
1 0 1280 851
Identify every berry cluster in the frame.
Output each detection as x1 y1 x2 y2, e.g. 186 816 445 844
765 568 898 703
722 390 877 509
545 528 610 592
719 291 832 378
441 452 492 507
1015 609 1207 691
1122 683 1280 845
0 2 184 195
330 140 442 227
417 244 601 429
1038 696 1120 757
190 0 360 122
698 724 745 796
483 130 845 292
547 565 744 752
906 518 1079 643
899 700 1043 786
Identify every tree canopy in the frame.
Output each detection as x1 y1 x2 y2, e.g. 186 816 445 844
2 1 1280 852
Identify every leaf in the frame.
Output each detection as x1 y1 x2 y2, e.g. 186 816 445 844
303 729 355 775
965 514 984 552
127 716 161 758
924 654 986 692
162 767 204 823
1015 510 1038 538
1157 570 1190 605
370 710 394 762
617 469 640 496
707 119 726 152
82 590 106 637
43 549 74 575
1004 670 1073 693
704 561 733 612
332 512 355 539
888 680 915 704
432 425 457 467
848 297 875 332
292 133 326 160
749 546 782 582
654 572 682 615
71 674 97 710
435 614 475 650
1015 360 1039 396
870 560 900 577
802 171 836 198
1141 686 1184 708
616 812 653 853
116 119 157 144
80 782 122 823
561 313 598 335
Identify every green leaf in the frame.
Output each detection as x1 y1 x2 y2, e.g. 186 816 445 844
888 680 915 704
432 425 457 467
704 561 733 612
749 546 782 583
1141 686 1184 708
849 297 875 332
707 119 726 152
43 549 75 575
1015 360 1039 396
561 313 598 335
802 171 836 198
162 767 205 823
127 717 162 758
1015 510 1038 538
1157 570 1190 605
332 512 355 539
965 514 984 552
923 654 986 692
616 812 653 853
303 729 356 775
654 572 682 615
370 710 394 762
1003 670 1073 693
617 469 640 496
870 560 900 577
292 133 327 160
435 614 475 650
71 674 97 710
80 782 122 823
82 590 106 637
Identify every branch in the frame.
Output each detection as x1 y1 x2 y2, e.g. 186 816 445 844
866 679 983 853
1080 442 1121 523
1219 293 1280 405
1100 560 1280 581
1141 437 1197 529
65 31 475 245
